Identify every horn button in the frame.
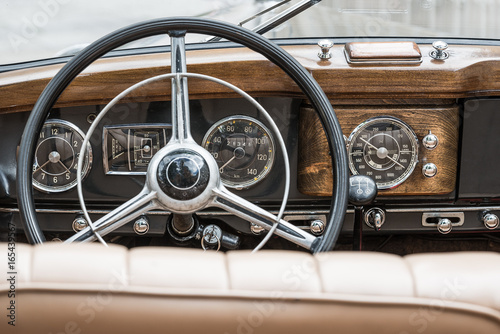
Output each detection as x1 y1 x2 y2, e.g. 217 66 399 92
157 150 210 201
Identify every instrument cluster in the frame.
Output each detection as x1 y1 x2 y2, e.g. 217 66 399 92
32 115 277 193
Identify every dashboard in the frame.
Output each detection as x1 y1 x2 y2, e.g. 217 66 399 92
1 39 500 251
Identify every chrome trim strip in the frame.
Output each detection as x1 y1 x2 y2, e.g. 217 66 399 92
0 207 330 216
4 206 500 215
383 206 500 213
422 212 465 227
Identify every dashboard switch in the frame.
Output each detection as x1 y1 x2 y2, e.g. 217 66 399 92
364 208 385 231
422 163 438 178
202 224 222 250
481 212 499 230
201 225 240 251
437 218 452 234
422 131 439 150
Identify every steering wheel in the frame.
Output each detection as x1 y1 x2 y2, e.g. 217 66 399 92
16 18 349 253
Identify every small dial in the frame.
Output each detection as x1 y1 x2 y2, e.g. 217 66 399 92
347 116 418 189
202 116 275 189
33 120 92 192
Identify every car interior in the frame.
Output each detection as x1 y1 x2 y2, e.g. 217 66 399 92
1 0 500 333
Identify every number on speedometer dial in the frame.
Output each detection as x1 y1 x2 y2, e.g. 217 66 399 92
347 116 418 189
202 116 275 189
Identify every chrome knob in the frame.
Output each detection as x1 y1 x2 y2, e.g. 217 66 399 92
310 219 325 235
482 212 499 230
437 218 452 234
133 217 150 235
422 131 439 150
317 39 334 60
422 163 438 178
430 41 449 60
250 223 265 235
72 217 88 232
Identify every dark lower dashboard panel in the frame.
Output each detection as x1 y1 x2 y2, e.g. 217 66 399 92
2 97 500 242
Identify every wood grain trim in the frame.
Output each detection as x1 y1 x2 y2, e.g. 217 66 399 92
1 44 500 113
0 49 294 114
298 105 460 197
345 41 421 60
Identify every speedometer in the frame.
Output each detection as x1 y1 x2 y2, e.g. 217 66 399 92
347 116 418 189
202 116 275 189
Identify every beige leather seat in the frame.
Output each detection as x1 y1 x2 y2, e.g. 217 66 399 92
1 243 499 333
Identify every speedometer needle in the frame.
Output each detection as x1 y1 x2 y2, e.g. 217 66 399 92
360 137 404 168
360 137 379 151
219 156 236 174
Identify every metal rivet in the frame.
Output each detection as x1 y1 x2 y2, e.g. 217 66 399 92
72 217 88 232
310 219 325 235
482 212 499 230
133 217 150 235
86 113 97 124
250 223 265 235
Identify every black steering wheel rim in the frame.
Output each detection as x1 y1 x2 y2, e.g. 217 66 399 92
16 17 349 253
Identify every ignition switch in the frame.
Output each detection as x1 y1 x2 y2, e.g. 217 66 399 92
364 208 385 231
201 224 240 251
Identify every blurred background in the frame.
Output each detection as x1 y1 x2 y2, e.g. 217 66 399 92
1 0 500 64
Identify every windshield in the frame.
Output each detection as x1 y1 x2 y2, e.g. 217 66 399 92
2 0 500 65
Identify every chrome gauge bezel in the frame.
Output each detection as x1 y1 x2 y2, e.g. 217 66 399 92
202 115 276 189
33 119 93 193
347 116 419 190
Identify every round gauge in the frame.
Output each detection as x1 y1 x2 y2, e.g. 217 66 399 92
32 120 92 193
347 116 418 189
202 116 275 189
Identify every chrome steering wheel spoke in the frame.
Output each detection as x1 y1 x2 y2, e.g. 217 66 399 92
211 186 318 250
65 187 160 243
169 32 195 145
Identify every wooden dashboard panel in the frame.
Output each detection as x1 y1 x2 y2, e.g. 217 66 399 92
298 104 459 196
1 44 500 114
